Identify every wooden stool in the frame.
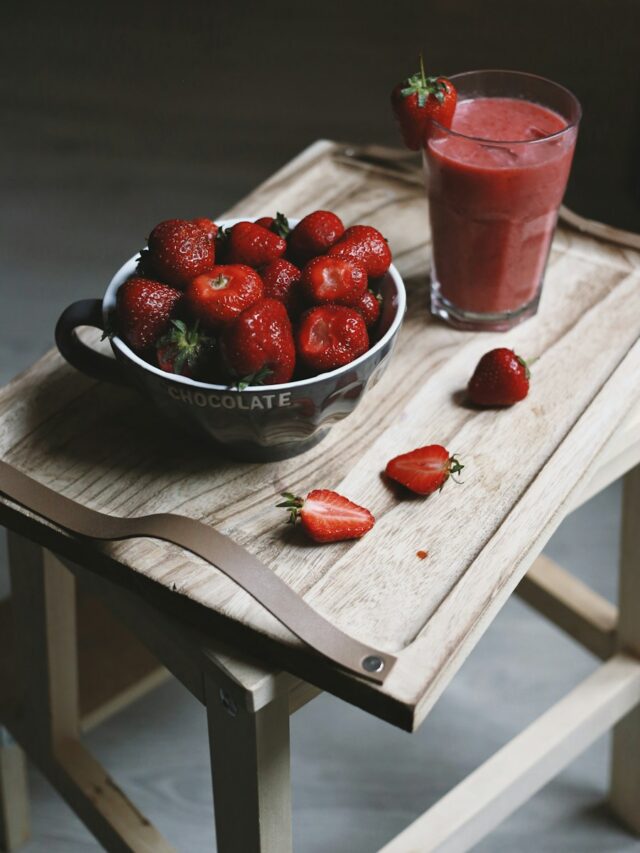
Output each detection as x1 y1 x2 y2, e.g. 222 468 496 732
1 140 640 851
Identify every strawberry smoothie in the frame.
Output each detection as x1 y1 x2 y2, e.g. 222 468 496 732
424 71 580 329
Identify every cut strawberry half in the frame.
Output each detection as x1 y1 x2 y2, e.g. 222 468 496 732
278 489 375 543
385 445 464 496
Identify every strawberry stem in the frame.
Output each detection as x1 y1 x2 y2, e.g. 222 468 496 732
276 492 304 525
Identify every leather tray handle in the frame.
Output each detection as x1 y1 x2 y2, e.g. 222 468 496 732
0 459 396 684
55 299 127 385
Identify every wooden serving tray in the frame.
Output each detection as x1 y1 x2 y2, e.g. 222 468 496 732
1 140 639 731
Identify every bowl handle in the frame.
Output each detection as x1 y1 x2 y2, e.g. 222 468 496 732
55 299 128 385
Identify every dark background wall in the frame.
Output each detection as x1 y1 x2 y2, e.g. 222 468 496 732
1 0 639 379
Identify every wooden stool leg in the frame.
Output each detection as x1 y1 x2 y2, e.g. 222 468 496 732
205 678 292 853
0 728 30 851
610 465 640 833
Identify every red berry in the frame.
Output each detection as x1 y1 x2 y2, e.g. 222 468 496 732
328 225 392 278
255 216 274 229
255 213 290 239
186 265 264 329
301 256 367 306
385 445 464 496
354 289 381 328
116 277 183 353
296 305 369 373
145 219 216 289
222 298 295 386
278 489 375 543
156 319 216 379
288 210 345 264
391 58 457 150
467 348 530 406
260 258 302 315
226 221 287 267
190 217 219 240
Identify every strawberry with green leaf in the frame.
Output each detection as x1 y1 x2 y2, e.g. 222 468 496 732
391 55 457 150
156 319 216 379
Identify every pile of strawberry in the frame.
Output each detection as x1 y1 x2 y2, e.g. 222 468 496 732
115 211 392 387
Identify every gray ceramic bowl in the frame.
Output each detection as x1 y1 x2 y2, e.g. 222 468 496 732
55 218 406 461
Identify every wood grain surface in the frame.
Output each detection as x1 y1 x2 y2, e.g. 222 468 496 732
1 140 639 731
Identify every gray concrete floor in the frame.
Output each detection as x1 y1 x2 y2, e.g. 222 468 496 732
2 2 640 849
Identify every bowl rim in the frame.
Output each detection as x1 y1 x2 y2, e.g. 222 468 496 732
103 217 407 393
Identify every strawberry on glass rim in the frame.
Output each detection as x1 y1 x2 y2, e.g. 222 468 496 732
391 54 457 151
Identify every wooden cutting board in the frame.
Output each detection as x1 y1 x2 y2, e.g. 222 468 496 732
1 140 639 731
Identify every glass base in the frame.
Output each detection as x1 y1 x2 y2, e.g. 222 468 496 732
430 280 541 332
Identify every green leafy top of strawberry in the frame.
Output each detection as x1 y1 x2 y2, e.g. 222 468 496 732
157 319 214 374
230 365 273 391
277 491 304 524
400 54 448 107
271 212 290 239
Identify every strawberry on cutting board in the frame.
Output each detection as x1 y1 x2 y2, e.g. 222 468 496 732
296 305 369 373
301 256 367 306
391 55 457 150
328 225 392 278
226 221 287 267
385 445 464 495
186 265 264 329
116 276 183 353
222 298 296 385
467 348 530 406
278 489 375 543
142 219 217 289
288 210 345 264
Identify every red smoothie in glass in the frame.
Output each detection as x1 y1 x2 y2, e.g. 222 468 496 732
425 97 577 316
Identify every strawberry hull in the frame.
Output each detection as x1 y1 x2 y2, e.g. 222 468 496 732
55 220 406 462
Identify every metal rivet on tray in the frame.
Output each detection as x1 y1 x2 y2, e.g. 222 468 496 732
362 655 385 673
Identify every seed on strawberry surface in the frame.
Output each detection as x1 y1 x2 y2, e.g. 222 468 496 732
278 489 375 543
385 445 464 496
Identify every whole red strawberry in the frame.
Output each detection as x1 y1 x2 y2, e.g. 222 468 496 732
328 225 392 278
222 298 295 385
391 55 457 150
301 256 367 306
467 348 530 406
186 265 264 329
190 217 219 240
156 319 216 379
255 212 290 239
260 258 302 315
143 219 216 289
288 210 345 264
354 289 382 328
385 445 464 495
116 277 183 353
296 305 369 373
278 489 374 543
226 221 287 267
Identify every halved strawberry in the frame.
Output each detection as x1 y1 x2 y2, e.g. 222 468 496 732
301 256 367 306
278 489 375 543
385 445 464 495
